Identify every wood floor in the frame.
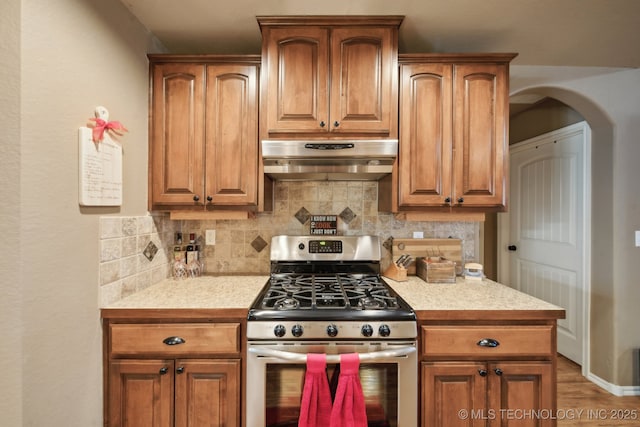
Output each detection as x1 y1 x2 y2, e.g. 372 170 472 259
557 355 640 426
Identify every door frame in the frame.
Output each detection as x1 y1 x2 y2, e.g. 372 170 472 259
498 121 591 376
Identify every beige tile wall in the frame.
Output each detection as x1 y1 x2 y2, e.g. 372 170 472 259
99 181 479 305
182 181 479 275
99 214 178 305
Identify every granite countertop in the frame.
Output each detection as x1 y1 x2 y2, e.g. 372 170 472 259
102 275 269 309
101 274 564 321
385 276 565 320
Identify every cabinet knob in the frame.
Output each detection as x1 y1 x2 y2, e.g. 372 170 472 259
163 336 186 346
319 121 326 128
176 366 185 374
477 338 500 348
193 195 200 202
333 121 340 128
478 369 488 377
494 368 503 376
444 197 451 204
206 195 213 202
159 366 169 375
508 245 517 251
457 197 464 203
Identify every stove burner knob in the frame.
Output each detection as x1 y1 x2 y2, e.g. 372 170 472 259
361 324 374 337
273 324 286 338
379 324 391 337
298 243 305 250
291 324 304 338
326 324 338 337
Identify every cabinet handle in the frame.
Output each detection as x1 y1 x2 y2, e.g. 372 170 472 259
319 121 326 128
477 338 500 348
478 369 488 377
206 195 213 202
457 197 464 203
193 195 200 202
508 245 517 251
159 366 169 375
444 197 451 204
494 368 503 376
176 366 185 374
333 121 340 128
163 336 186 346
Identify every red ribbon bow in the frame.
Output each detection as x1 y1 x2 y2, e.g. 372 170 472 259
89 118 128 142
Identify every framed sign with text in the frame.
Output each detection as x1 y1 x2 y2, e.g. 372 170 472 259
310 215 337 235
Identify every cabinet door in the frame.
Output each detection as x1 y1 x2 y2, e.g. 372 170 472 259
150 63 205 208
205 64 258 206
262 27 329 134
487 362 554 427
422 362 488 427
174 359 241 427
398 63 453 207
108 359 174 427
330 27 397 135
452 63 509 209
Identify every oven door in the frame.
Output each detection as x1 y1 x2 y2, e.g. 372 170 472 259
246 341 417 427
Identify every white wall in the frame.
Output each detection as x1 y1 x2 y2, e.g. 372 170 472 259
510 66 640 388
11 0 160 425
1 1 23 425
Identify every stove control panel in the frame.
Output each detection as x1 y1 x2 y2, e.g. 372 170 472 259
247 321 417 340
308 240 343 254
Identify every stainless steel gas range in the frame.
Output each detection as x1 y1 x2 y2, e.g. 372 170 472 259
246 235 418 427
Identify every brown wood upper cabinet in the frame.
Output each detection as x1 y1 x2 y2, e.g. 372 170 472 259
396 54 516 212
258 16 402 138
148 55 259 211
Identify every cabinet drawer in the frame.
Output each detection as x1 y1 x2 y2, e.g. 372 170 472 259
421 325 553 358
110 323 240 357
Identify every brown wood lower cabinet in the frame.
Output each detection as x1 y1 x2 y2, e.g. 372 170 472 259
422 361 554 427
420 323 558 427
103 319 242 427
109 359 240 427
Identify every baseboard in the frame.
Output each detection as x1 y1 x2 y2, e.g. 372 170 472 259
587 372 640 396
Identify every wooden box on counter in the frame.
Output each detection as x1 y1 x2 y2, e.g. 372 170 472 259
415 257 456 283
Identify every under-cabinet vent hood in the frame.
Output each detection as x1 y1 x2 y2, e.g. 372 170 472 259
262 139 398 181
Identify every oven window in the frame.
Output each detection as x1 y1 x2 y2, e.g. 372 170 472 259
265 363 398 427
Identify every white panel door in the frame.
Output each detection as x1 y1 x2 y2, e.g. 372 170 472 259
508 122 589 364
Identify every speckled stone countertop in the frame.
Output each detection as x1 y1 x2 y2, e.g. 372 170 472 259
101 275 564 321
103 275 269 309
385 276 565 320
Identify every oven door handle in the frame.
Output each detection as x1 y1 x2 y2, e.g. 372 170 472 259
248 346 416 363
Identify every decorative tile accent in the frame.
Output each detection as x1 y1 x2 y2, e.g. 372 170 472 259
251 236 268 253
143 241 158 261
382 237 393 251
339 207 356 224
295 206 311 224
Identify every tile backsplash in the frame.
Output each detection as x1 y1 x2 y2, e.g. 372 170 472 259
99 214 178 305
99 181 479 305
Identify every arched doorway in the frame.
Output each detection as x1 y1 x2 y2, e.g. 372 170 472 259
492 86 614 378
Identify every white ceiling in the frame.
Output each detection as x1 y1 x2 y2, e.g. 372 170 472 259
120 0 640 68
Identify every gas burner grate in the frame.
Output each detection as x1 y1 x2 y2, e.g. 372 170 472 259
260 273 400 311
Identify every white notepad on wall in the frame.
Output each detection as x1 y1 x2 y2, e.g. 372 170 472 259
78 127 122 206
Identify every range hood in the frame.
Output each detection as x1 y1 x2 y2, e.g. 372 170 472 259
262 139 398 180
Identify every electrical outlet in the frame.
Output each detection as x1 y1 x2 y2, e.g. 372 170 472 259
206 230 216 245
413 231 424 239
